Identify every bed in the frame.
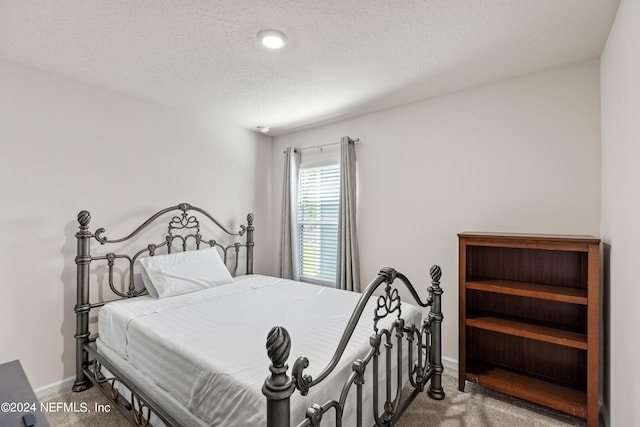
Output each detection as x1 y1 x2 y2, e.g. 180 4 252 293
72 203 445 426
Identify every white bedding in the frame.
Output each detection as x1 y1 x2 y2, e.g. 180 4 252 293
97 274 422 426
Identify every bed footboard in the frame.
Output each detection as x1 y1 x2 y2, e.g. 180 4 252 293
263 265 444 427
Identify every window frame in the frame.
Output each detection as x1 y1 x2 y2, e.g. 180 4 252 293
296 159 340 287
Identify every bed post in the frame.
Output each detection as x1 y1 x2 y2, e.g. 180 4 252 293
246 213 254 274
263 326 295 427
72 210 92 392
427 265 445 400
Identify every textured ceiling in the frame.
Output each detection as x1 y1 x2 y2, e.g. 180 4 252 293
0 0 620 135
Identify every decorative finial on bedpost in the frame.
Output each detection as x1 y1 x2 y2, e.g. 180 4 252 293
430 265 442 285
427 264 445 400
77 210 91 228
247 212 254 226
263 326 295 427
266 326 290 369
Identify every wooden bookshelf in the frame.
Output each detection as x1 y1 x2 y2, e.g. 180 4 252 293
458 233 600 426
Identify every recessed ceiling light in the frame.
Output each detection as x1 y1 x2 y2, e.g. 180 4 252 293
258 30 287 49
256 125 270 133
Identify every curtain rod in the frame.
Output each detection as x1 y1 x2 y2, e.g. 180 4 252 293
283 138 359 154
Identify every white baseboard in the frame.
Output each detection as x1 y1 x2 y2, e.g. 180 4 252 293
442 356 458 372
34 376 75 399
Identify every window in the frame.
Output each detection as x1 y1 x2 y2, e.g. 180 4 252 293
297 163 340 285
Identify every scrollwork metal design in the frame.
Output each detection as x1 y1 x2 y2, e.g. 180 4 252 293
102 252 145 298
168 211 199 234
107 378 121 402
94 227 108 244
374 285 401 333
292 357 313 396
132 395 151 427
83 353 164 427
91 203 246 245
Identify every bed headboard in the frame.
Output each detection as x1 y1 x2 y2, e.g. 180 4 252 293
73 203 254 391
76 202 254 296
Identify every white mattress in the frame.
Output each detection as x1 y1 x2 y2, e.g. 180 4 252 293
97 274 422 426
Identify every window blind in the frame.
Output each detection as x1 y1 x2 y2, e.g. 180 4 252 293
297 164 340 284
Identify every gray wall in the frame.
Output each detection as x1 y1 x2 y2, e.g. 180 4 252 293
0 59 273 391
600 0 640 425
272 59 602 365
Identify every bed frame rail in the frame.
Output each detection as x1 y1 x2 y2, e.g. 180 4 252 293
263 265 444 427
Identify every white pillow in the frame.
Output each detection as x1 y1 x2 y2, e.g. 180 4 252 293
139 247 233 298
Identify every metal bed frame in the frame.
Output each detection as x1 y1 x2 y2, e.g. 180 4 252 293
72 203 445 426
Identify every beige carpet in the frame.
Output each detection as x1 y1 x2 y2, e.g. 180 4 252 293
41 371 586 426
395 372 586 427
41 384 129 427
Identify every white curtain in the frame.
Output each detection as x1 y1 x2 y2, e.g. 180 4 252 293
337 136 360 291
279 147 301 280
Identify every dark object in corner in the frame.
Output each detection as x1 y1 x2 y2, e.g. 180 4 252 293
0 360 49 426
22 413 37 426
